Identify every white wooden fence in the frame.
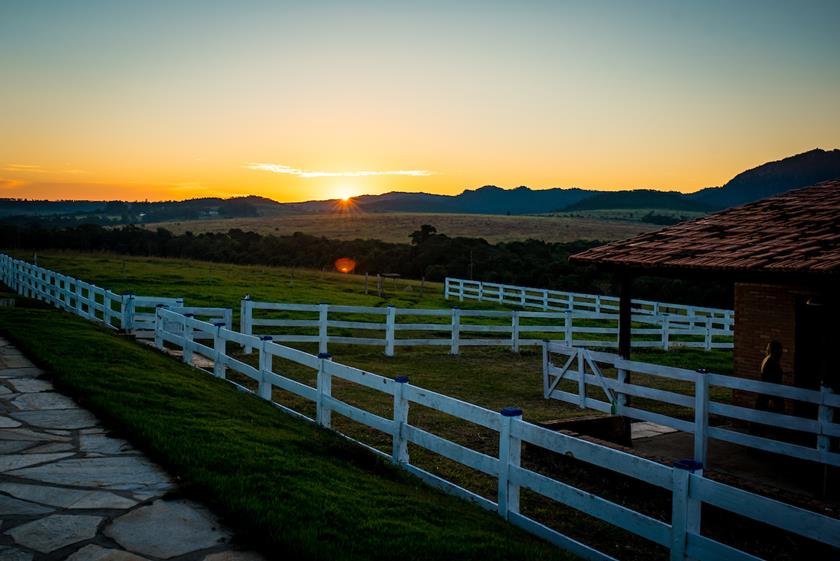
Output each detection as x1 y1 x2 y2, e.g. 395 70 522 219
3 254 839 560
543 342 840 469
0 255 185 337
445 278 734 330
240 298 732 356
158 307 840 561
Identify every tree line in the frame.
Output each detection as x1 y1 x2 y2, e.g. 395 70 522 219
0 223 731 308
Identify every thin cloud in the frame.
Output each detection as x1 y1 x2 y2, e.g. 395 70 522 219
245 163 434 178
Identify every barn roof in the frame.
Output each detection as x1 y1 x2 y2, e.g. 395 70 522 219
571 180 840 278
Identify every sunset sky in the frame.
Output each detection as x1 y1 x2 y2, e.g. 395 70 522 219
2 1 839 202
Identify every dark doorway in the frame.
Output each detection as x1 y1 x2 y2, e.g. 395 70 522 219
794 296 826 418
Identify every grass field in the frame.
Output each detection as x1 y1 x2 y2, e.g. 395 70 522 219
141 212 656 243
0 300 574 561
2 251 827 561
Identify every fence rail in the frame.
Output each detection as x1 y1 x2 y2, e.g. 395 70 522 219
543 342 840 469
2 254 837 561
445 278 734 329
240 298 732 356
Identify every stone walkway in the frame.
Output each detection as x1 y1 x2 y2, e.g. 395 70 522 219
0 336 266 561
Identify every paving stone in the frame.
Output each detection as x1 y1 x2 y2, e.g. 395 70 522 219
0 493 55 516
0 367 43 378
79 433 135 455
12 392 79 411
67 545 150 561
0 483 138 510
0 427 71 442
1 356 36 368
0 545 34 561
105 500 231 559
9 456 174 494
203 551 266 561
7 513 103 553
8 378 53 393
11 409 98 429
0 453 75 473
0 440 37 454
23 441 76 454
0 414 22 427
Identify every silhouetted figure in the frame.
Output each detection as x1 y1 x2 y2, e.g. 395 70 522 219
756 340 786 415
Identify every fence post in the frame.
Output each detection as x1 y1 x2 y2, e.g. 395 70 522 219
577 350 587 409
595 295 601 314
319 302 329 355
122 293 135 333
103 291 113 326
670 459 703 561
458 279 464 302
817 385 834 460
662 315 671 351
511 311 520 353
444 278 450 300
258 336 273 400
477 282 484 302
542 341 551 398
240 295 253 354
316 352 332 428
213 322 227 379
384 305 396 357
450 307 461 355
154 305 165 350
542 290 548 311
498 407 523 520
704 317 712 351
693 369 709 467
392 375 410 464
182 313 194 365
564 311 573 346
75 281 83 316
519 288 526 306
498 285 504 304
616 368 627 415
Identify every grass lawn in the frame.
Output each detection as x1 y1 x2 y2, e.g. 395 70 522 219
0 300 577 561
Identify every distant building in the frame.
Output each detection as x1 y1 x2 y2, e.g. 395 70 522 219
571 180 840 404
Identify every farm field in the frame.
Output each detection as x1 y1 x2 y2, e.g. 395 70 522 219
4 251 830 561
141 211 656 243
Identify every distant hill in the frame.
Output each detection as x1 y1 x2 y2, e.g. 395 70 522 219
3 148 839 224
690 148 840 209
290 186 595 215
561 189 709 212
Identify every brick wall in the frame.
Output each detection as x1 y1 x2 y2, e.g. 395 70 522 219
733 283 798 408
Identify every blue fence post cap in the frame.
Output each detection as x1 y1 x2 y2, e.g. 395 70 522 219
696 368 709 374
260 335 273 341
673 459 703 472
242 294 251 300
318 352 332 360
395 375 409 383
501 407 523 417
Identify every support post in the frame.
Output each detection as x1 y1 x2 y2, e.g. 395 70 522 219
240 295 253 354
392 376 410 464
122 293 135 333
318 302 329 355
182 313 194 365
75 281 84 316
704 317 713 351
154 305 164 350
670 459 703 561
316 352 332 428
511 311 520 353
577 350 586 409
564 311 573 346
693 369 709 467
498 407 523 520
444 278 450 300
542 341 550 398
817 385 834 459
384 305 396 357
213 322 227 379
450 307 461 355
618 275 633 360
258 336 273 400
662 314 671 351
